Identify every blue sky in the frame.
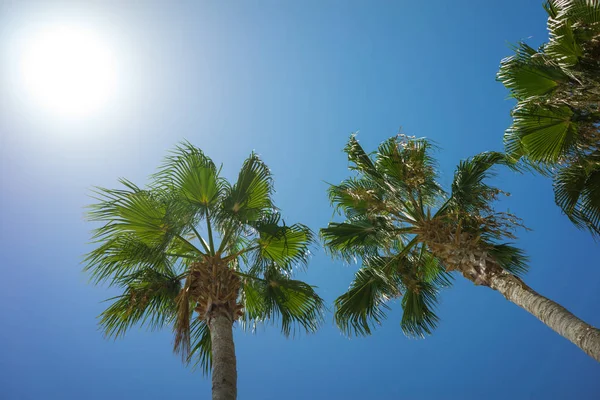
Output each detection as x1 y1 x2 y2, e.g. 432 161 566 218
1 1 599 399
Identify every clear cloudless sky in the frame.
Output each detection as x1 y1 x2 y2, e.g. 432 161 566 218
1 1 599 399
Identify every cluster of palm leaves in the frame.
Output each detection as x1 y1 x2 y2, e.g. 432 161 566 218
322 133 600 363
497 0 600 236
85 142 324 374
321 135 528 338
83 2 600 399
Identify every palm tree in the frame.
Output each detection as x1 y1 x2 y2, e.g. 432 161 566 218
321 134 600 361
497 0 600 236
85 142 324 400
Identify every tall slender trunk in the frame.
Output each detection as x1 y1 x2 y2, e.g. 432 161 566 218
426 234 600 362
208 313 237 400
487 270 600 362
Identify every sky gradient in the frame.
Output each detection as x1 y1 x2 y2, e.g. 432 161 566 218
1 1 599 399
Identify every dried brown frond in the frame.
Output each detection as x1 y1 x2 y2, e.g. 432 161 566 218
173 282 191 358
173 258 244 359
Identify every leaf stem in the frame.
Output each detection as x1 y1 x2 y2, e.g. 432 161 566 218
205 209 216 256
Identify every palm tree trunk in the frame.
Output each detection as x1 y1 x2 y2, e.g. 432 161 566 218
208 313 237 400
488 270 600 362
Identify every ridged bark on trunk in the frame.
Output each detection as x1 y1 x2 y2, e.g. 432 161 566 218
209 313 237 400
488 270 600 362
426 235 600 362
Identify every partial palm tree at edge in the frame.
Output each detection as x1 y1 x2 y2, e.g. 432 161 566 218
497 0 600 237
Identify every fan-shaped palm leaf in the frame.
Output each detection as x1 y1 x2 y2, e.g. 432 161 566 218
241 267 324 336
99 268 181 338
498 0 600 236
554 154 600 234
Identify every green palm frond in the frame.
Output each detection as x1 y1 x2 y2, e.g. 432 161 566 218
546 13 582 66
344 134 445 206
488 243 529 278
223 233 252 266
88 181 167 242
383 250 446 338
498 1 600 235
221 152 275 223
241 268 325 336
550 0 600 25
88 180 201 254
99 269 181 338
508 105 578 163
497 42 567 99
375 135 445 204
333 247 446 338
448 152 516 213
84 234 173 285
328 177 387 218
334 265 400 337
417 250 453 288
321 216 404 261
188 318 212 375
345 134 382 179
152 140 222 209
554 156 600 236
253 214 314 271
400 281 441 338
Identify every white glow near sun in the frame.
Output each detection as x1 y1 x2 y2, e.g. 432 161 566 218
20 25 117 118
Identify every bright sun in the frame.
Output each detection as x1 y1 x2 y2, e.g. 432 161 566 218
20 25 117 118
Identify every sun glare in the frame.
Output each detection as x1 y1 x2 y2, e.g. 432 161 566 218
19 25 117 118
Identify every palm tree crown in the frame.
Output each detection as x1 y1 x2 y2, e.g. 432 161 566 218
322 134 600 361
85 141 324 373
321 134 527 337
497 0 600 236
